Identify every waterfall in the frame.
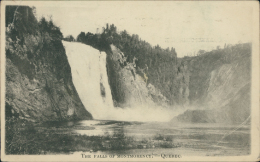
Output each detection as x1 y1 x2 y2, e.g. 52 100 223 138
62 41 114 119
62 41 175 122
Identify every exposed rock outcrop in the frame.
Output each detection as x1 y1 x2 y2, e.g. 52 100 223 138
5 6 92 122
106 45 168 108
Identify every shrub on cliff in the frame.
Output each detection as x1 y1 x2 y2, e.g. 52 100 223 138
6 6 70 81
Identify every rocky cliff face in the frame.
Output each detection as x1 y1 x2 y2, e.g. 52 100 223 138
172 43 251 124
5 6 92 122
92 37 251 124
106 45 168 108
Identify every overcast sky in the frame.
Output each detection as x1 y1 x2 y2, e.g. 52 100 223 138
25 1 255 57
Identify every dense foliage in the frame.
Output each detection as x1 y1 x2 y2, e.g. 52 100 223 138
6 6 67 81
77 24 177 66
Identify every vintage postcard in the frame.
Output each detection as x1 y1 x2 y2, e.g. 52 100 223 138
1 1 259 161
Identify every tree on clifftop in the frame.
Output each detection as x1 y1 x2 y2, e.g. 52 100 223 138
64 35 75 42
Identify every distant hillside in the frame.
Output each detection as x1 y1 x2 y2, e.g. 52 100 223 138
172 43 251 124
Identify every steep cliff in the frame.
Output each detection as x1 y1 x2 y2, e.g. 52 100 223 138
172 43 251 124
75 23 251 124
104 40 251 124
5 6 92 122
76 26 179 106
106 45 168 108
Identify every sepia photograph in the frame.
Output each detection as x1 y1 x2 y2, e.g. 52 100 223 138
1 1 259 161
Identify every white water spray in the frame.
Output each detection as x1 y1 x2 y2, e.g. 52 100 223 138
63 41 176 122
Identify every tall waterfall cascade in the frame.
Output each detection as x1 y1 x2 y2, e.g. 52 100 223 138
63 41 114 119
62 41 175 121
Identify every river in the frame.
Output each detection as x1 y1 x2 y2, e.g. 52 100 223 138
41 119 250 156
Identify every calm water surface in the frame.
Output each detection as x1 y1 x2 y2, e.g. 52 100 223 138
43 120 250 156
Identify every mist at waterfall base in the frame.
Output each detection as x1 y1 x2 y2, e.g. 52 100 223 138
63 41 180 122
